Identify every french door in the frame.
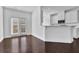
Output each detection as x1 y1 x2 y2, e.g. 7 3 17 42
11 17 26 35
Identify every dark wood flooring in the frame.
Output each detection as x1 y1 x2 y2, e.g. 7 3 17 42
0 35 79 53
45 42 73 53
45 38 79 53
0 35 45 53
72 38 79 53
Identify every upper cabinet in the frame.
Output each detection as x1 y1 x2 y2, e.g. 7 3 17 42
42 10 65 26
42 7 79 26
65 9 79 24
50 11 65 25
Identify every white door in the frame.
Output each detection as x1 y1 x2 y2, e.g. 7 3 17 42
11 18 19 35
19 18 26 35
11 17 26 35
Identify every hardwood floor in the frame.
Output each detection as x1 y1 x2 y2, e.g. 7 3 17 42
31 36 45 53
0 35 45 53
0 35 79 53
45 42 73 53
45 38 79 53
72 38 79 53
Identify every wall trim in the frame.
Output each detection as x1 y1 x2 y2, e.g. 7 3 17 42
3 33 31 39
32 34 45 41
0 37 4 42
2 34 74 44
45 40 73 43
3 35 28 39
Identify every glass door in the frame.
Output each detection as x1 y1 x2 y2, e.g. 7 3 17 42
19 18 26 35
11 17 26 35
11 18 19 35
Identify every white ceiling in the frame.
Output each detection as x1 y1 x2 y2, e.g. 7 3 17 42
4 6 37 12
4 6 79 13
42 6 79 12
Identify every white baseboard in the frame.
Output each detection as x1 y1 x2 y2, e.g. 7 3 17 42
0 37 4 42
3 35 12 39
45 39 73 43
0 34 72 43
3 34 30 39
32 34 45 41
26 33 31 35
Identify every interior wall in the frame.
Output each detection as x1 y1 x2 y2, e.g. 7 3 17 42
3 7 32 37
32 6 45 41
2 6 45 41
0 7 4 41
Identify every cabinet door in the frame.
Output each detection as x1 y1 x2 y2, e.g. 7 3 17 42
42 11 51 25
11 18 19 35
50 12 65 24
50 14 58 24
65 10 78 24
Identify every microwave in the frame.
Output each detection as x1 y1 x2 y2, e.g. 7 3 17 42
58 20 65 24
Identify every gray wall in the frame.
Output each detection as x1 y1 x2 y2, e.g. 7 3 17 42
0 7 4 41
3 7 32 37
32 6 45 41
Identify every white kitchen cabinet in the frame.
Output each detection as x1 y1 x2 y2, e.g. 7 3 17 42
42 11 65 26
41 7 79 43
50 13 58 24
42 10 51 26
65 9 79 24
50 11 65 25
42 7 79 27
